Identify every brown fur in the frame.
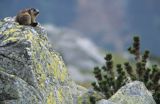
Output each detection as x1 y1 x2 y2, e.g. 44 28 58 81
15 8 39 27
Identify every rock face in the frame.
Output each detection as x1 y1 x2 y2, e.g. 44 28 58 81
0 17 156 104
0 17 86 104
97 81 156 104
97 100 118 104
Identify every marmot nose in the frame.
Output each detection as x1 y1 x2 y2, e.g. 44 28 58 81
36 9 40 14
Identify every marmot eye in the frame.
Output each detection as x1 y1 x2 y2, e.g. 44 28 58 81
30 8 36 11
32 9 36 11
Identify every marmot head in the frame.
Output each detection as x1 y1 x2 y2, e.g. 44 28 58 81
28 8 39 17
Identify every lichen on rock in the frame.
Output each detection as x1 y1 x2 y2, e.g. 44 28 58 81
0 17 156 104
0 17 85 104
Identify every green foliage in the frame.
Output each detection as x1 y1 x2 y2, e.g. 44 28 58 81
91 36 160 103
89 95 96 104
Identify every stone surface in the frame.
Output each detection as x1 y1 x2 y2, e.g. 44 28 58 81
0 17 86 104
97 81 156 104
97 99 119 104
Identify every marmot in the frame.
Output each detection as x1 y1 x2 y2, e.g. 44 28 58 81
15 8 39 27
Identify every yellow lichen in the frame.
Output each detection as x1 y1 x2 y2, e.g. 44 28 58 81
2 37 18 44
39 73 46 88
47 92 56 104
34 59 47 88
57 88 63 103
9 28 20 33
3 28 20 35
0 21 81 104
50 55 68 82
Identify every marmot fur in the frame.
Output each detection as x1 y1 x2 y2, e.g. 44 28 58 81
15 8 39 27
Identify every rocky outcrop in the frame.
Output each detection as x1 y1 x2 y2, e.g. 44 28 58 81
97 100 118 104
0 17 86 104
0 17 156 104
97 81 156 104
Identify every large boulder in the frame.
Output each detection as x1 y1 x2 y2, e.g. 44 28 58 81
97 81 156 104
97 99 119 104
0 17 86 104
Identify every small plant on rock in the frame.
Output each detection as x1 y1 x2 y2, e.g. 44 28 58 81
90 36 160 104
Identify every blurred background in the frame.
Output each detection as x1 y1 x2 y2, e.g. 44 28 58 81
0 0 160 86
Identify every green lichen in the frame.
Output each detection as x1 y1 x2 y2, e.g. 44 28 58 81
47 92 56 104
57 88 63 103
0 18 85 104
0 67 5 71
